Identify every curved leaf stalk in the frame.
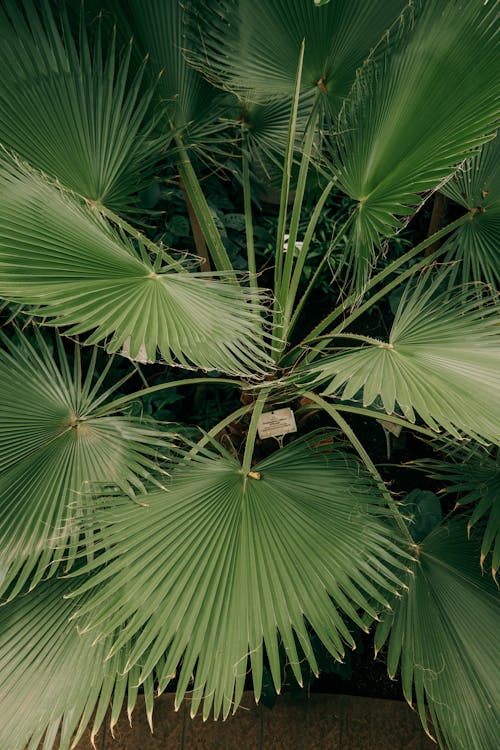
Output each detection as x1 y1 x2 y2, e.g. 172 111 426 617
293 212 472 365
187 402 254 458
93 201 185 272
174 135 234 275
273 40 305 303
242 132 257 288
92 377 243 418
241 388 270 474
179 174 212 271
277 103 320 318
333 405 435 440
302 390 411 541
282 184 347 342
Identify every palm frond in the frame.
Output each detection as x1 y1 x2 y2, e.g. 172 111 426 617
327 0 500 288
441 134 500 289
106 0 232 154
304 271 500 444
69 432 409 719
375 520 500 750
0 577 152 750
0 0 162 214
241 96 313 181
0 327 176 600
186 0 407 114
0 152 273 375
417 452 500 577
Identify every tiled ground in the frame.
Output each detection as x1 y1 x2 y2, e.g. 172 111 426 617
67 693 436 749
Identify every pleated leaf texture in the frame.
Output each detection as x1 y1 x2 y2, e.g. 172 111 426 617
305 272 500 445
326 0 500 287
441 134 500 290
418 452 500 577
0 152 272 374
375 520 500 750
0 329 175 601
106 0 231 150
69 432 409 720
0 0 161 214
186 0 406 113
0 577 155 750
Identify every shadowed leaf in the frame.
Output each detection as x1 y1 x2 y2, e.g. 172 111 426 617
0 328 174 600
375 520 500 750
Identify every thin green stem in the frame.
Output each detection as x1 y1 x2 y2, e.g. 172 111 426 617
282 179 335 332
94 202 184 272
285 210 355 348
93 377 243 417
303 391 411 540
242 388 269 474
188 402 254 456
311 332 389 347
274 40 305 303
298 401 436 439
278 105 319 320
242 135 257 288
175 135 234 276
302 212 471 346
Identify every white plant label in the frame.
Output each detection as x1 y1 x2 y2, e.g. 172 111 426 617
257 408 297 440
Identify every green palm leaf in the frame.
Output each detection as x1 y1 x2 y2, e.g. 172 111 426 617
0 0 161 214
304 272 500 444
375 520 500 750
327 0 500 287
69 432 409 719
242 96 312 178
102 0 231 152
418 451 500 577
0 577 152 750
0 152 272 374
186 0 406 113
441 134 500 289
0 328 175 600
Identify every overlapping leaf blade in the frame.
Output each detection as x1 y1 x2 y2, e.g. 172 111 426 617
0 577 153 750
0 152 272 374
0 0 161 214
101 0 231 152
441 134 500 289
418 452 500 576
0 328 174 600
186 0 406 113
306 273 500 444
327 0 500 287
69 432 408 719
375 520 500 750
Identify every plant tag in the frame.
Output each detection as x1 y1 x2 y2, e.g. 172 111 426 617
257 408 297 440
378 419 403 437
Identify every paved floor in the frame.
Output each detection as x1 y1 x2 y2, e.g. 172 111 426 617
70 693 436 749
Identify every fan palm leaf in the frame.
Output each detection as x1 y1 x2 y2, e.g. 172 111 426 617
418 452 500 577
327 0 500 287
0 152 272 374
304 271 500 444
69 432 409 719
0 328 175 600
100 0 231 153
440 134 500 289
375 520 500 750
0 0 161 214
0 577 153 750
186 0 406 114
